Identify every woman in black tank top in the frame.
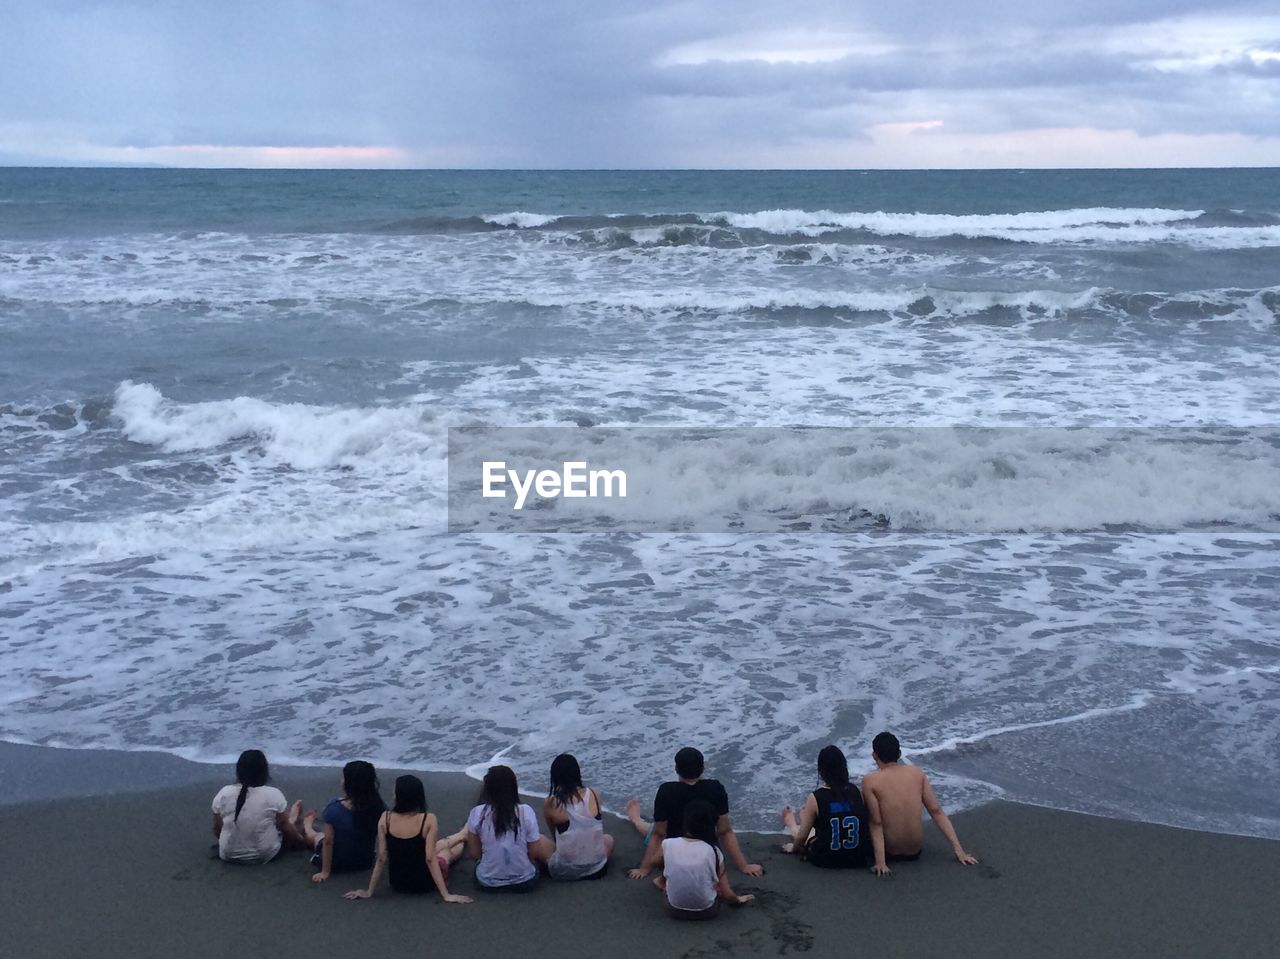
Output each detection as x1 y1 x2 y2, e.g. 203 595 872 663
780 745 871 868
344 775 473 903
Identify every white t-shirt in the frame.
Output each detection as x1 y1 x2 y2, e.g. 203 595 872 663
466 803 542 886
662 837 723 911
212 784 288 864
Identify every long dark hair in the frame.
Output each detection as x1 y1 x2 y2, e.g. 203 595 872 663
234 749 270 822
548 753 584 808
817 745 855 806
392 774 427 815
682 799 720 848
342 760 386 832
479 765 522 838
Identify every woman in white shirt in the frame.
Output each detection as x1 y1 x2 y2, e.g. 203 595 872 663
543 753 612 880
211 750 306 864
464 765 554 892
656 799 754 919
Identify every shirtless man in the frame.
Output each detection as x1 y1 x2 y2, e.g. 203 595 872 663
861 732 978 875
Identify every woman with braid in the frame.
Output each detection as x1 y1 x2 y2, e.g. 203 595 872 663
780 744 871 868
211 750 307 864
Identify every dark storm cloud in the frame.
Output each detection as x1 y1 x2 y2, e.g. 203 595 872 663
1 0 1278 166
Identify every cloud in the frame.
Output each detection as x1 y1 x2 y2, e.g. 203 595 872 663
1 1 1279 167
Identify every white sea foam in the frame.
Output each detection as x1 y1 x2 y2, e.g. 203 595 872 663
3 523 1277 833
113 381 440 469
463 206 1280 248
712 206 1200 235
4 190 1280 838
482 211 561 228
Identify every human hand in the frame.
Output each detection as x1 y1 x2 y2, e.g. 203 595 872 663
955 849 978 865
734 893 755 905
442 893 473 904
628 867 651 880
312 871 330 884
871 862 891 877
739 863 764 877
343 889 370 900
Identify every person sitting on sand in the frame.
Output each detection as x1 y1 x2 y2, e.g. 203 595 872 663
543 753 612 880
780 744 871 868
655 800 754 919
627 746 763 879
465 765 554 892
211 749 308 863
303 760 386 882
861 732 978 875
343 774 472 903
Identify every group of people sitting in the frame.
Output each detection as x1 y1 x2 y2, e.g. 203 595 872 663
211 732 978 920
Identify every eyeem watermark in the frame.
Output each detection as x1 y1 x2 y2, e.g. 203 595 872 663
482 460 628 510
449 426 1280 533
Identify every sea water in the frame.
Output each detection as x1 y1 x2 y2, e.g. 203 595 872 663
1 168 1278 835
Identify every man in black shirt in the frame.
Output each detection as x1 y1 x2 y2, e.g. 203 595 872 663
627 746 764 878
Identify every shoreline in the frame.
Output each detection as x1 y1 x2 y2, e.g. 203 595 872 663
2 740 1278 958
4 737 1275 843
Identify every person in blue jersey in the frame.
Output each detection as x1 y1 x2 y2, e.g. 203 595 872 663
627 746 763 879
780 744 871 868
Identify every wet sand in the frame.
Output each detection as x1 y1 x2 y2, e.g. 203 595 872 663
1 741 1277 958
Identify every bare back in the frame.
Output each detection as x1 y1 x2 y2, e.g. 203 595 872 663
863 764 926 855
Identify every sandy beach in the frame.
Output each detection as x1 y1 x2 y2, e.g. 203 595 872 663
1 741 1277 959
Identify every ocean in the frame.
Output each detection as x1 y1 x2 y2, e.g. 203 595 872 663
1 168 1278 836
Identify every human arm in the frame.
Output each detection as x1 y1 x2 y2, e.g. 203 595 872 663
543 795 568 839
714 852 754 905
210 787 231 839
312 822 336 882
465 827 482 861
863 778 890 875
521 805 554 863
421 814 471 904
345 814 388 899
922 777 977 864
718 815 764 876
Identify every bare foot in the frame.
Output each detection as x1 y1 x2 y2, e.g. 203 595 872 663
625 799 650 836
302 809 321 846
781 804 798 831
290 800 303 829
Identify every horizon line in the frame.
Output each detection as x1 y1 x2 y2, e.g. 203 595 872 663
2 164 1279 173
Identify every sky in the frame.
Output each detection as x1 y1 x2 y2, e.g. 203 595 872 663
1 0 1279 168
